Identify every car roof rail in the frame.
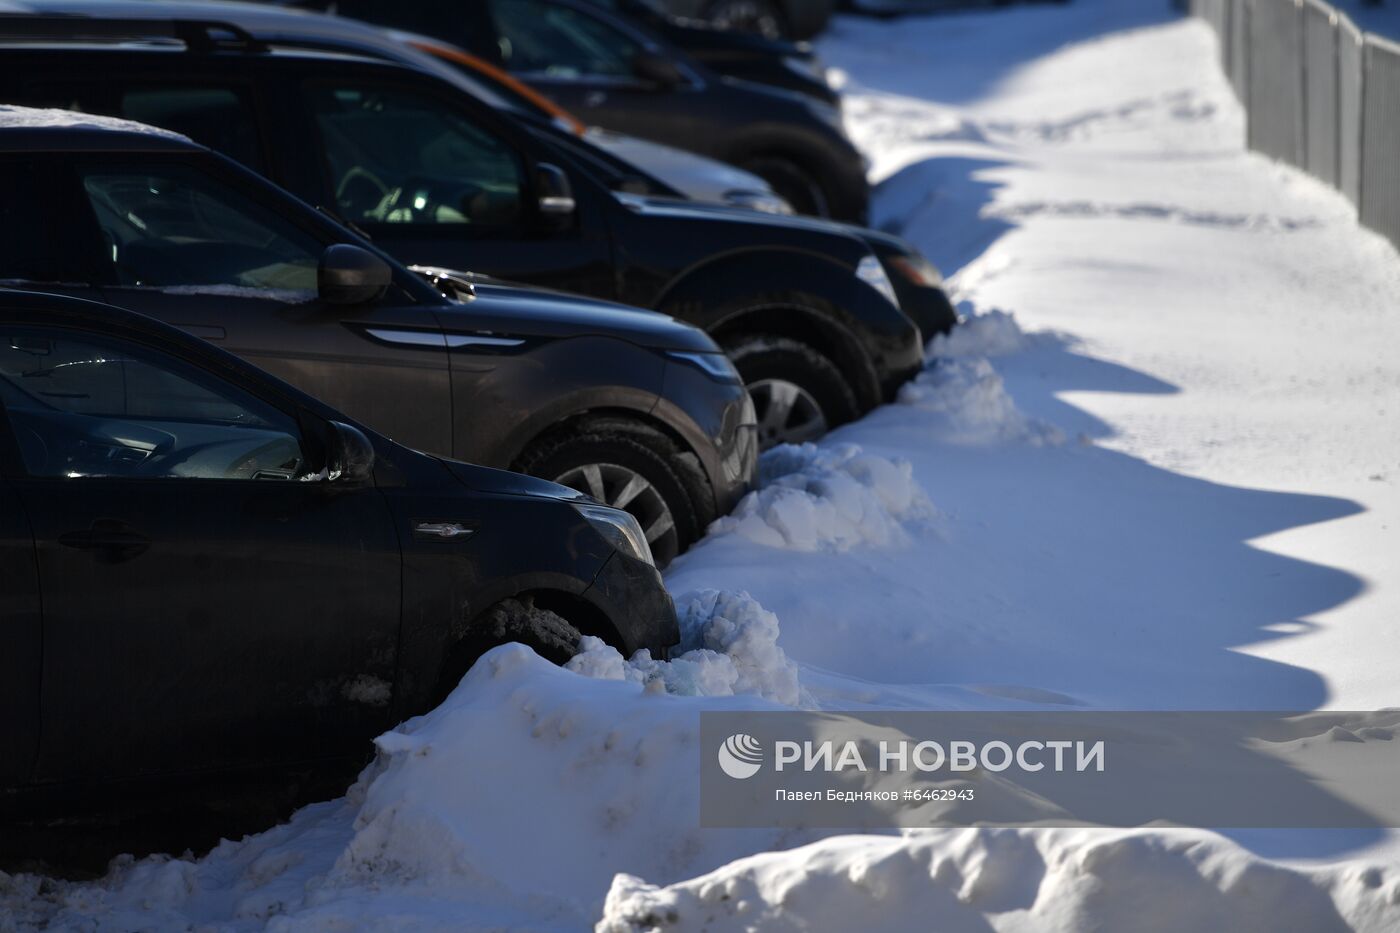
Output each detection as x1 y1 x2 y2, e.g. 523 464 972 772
0 15 270 53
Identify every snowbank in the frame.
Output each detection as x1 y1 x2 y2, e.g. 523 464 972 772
598 829 1400 932
898 358 1065 446
930 308 1028 359
708 443 933 551
2 647 815 930
567 589 806 707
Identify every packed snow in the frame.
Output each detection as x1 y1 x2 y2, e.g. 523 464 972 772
0 104 189 141
6 0 1400 930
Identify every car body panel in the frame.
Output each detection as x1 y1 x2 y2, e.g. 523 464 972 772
0 290 678 807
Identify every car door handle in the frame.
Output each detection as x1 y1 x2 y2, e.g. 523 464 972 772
58 521 151 559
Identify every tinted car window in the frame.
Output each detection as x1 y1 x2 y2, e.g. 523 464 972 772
305 84 524 227
0 325 305 480
18 82 263 171
492 0 642 78
76 164 322 290
0 161 70 284
119 87 262 171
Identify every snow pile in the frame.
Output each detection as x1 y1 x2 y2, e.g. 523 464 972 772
0 104 189 141
708 443 933 551
567 589 806 707
3 646 809 930
930 308 1028 358
898 358 1065 446
599 829 1400 932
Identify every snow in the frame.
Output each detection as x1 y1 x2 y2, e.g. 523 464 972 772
567 589 806 706
0 104 188 141
7 0 1400 929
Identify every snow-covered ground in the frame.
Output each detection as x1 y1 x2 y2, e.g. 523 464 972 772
6 1 1400 929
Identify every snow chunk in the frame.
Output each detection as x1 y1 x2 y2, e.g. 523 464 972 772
899 358 1065 446
932 308 1027 358
0 105 189 141
709 443 934 551
567 589 805 707
598 829 1400 933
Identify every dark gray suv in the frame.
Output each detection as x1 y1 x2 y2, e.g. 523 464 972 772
0 113 756 565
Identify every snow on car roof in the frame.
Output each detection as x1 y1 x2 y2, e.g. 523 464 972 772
0 104 190 141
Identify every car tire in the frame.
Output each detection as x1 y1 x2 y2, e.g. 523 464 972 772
516 429 702 568
723 335 859 449
704 0 788 37
740 155 831 219
433 597 583 703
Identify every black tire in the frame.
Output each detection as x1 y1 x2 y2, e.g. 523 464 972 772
723 335 859 449
434 597 583 703
704 0 788 37
515 429 702 568
740 155 831 219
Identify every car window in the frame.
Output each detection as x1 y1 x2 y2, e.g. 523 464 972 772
75 163 323 291
0 161 71 285
119 87 263 171
19 81 263 172
305 84 525 228
492 0 642 79
0 325 306 481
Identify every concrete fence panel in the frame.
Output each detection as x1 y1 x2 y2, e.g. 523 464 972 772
1360 36 1400 246
1339 15 1364 205
1247 0 1305 167
1301 0 1339 185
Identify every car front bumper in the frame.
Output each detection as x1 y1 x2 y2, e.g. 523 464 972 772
585 552 680 657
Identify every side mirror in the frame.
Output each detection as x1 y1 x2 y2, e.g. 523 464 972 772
632 50 683 88
325 421 376 485
535 163 576 224
318 244 391 305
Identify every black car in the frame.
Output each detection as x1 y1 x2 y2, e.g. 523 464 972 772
580 0 841 104
0 288 675 810
293 0 867 220
0 115 756 566
594 0 836 40
0 29 924 447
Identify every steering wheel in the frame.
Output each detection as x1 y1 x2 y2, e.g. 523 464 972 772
336 166 392 220
376 174 484 224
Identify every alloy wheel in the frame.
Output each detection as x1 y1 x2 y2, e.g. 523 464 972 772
554 461 678 554
748 378 828 448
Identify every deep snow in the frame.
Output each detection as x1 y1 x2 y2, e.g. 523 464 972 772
6 1 1400 930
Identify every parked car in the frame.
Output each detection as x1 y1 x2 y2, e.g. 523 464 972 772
288 0 869 220
578 0 841 103
5 0 794 215
0 27 924 446
0 109 757 566
0 287 678 810
598 0 835 39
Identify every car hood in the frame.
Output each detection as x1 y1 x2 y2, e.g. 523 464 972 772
438 457 587 502
614 191 869 242
585 129 778 202
436 277 720 353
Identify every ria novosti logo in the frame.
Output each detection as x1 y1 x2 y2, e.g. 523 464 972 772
717 733 764 779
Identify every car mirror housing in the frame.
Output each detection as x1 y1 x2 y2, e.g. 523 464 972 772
535 163 577 225
318 244 392 305
326 420 376 485
633 50 683 88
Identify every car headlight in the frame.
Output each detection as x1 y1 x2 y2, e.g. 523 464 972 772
886 253 944 288
575 502 654 567
724 189 795 215
666 350 743 385
856 255 900 310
